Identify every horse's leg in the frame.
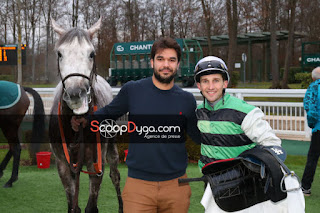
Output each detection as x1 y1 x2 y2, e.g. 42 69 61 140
85 173 103 213
56 158 81 213
4 143 21 188
83 142 103 213
0 149 13 179
1 127 21 188
106 141 123 213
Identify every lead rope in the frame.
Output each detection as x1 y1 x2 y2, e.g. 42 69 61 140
58 102 102 175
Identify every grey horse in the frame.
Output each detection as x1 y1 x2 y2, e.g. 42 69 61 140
49 18 123 213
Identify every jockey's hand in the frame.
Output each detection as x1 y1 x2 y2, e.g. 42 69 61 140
71 116 87 132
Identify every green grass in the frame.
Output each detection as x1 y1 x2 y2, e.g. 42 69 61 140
0 163 202 213
0 129 317 212
0 155 319 212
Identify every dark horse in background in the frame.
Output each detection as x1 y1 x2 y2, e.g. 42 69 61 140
0 81 45 187
49 18 122 213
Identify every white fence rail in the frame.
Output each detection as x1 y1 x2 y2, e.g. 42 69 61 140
26 88 310 139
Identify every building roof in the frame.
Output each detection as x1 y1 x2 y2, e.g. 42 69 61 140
192 30 306 46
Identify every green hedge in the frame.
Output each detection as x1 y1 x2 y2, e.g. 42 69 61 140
230 71 240 87
295 73 313 89
185 135 201 162
0 75 14 82
280 67 313 84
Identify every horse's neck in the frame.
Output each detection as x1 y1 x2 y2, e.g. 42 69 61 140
92 75 113 107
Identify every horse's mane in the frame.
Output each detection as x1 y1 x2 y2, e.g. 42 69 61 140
55 28 91 49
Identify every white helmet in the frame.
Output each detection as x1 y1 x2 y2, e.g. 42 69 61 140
194 56 229 83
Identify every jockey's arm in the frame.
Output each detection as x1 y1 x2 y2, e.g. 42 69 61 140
241 107 281 147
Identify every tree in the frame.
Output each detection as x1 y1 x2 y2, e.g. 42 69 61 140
238 0 254 33
201 0 213 55
11 2 17 43
16 0 23 84
145 1 159 40
226 0 238 86
122 0 139 41
3 0 10 43
8 0 320 85
72 0 79 27
157 0 168 37
298 0 320 41
281 0 297 89
41 0 55 82
138 1 149 40
27 0 40 83
261 0 271 82
169 0 175 37
175 0 198 38
270 0 280 88
22 0 30 46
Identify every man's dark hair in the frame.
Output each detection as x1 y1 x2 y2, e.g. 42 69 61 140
151 37 181 62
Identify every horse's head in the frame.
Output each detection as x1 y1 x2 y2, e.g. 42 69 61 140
52 18 101 115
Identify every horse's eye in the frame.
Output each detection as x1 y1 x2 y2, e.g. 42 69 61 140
89 51 95 59
58 51 62 58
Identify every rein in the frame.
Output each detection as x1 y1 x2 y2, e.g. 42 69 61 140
56 49 102 175
58 102 102 175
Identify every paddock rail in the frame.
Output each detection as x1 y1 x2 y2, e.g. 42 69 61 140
26 88 311 139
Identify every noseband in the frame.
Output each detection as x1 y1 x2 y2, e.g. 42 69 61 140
57 54 97 101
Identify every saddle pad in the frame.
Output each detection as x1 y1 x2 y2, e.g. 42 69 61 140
201 184 288 213
0 80 21 109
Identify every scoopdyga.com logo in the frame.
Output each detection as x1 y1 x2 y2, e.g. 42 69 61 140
90 119 181 139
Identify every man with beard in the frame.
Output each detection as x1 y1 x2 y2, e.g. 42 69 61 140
71 37 201 213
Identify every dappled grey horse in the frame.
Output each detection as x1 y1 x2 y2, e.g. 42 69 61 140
49 18 122 213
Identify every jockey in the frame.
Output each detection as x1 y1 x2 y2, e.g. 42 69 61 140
193 56 305 213
194 56 282 170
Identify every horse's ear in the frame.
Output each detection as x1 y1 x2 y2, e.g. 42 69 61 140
51 18 66 36
87 17 102 40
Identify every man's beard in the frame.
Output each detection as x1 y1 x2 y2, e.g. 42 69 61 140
153 68 177 84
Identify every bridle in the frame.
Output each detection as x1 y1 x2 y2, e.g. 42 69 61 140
56 51 103 176
57 53 97 103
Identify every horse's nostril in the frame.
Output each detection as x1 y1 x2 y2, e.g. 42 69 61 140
64 88 81 100
64 87 89 101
